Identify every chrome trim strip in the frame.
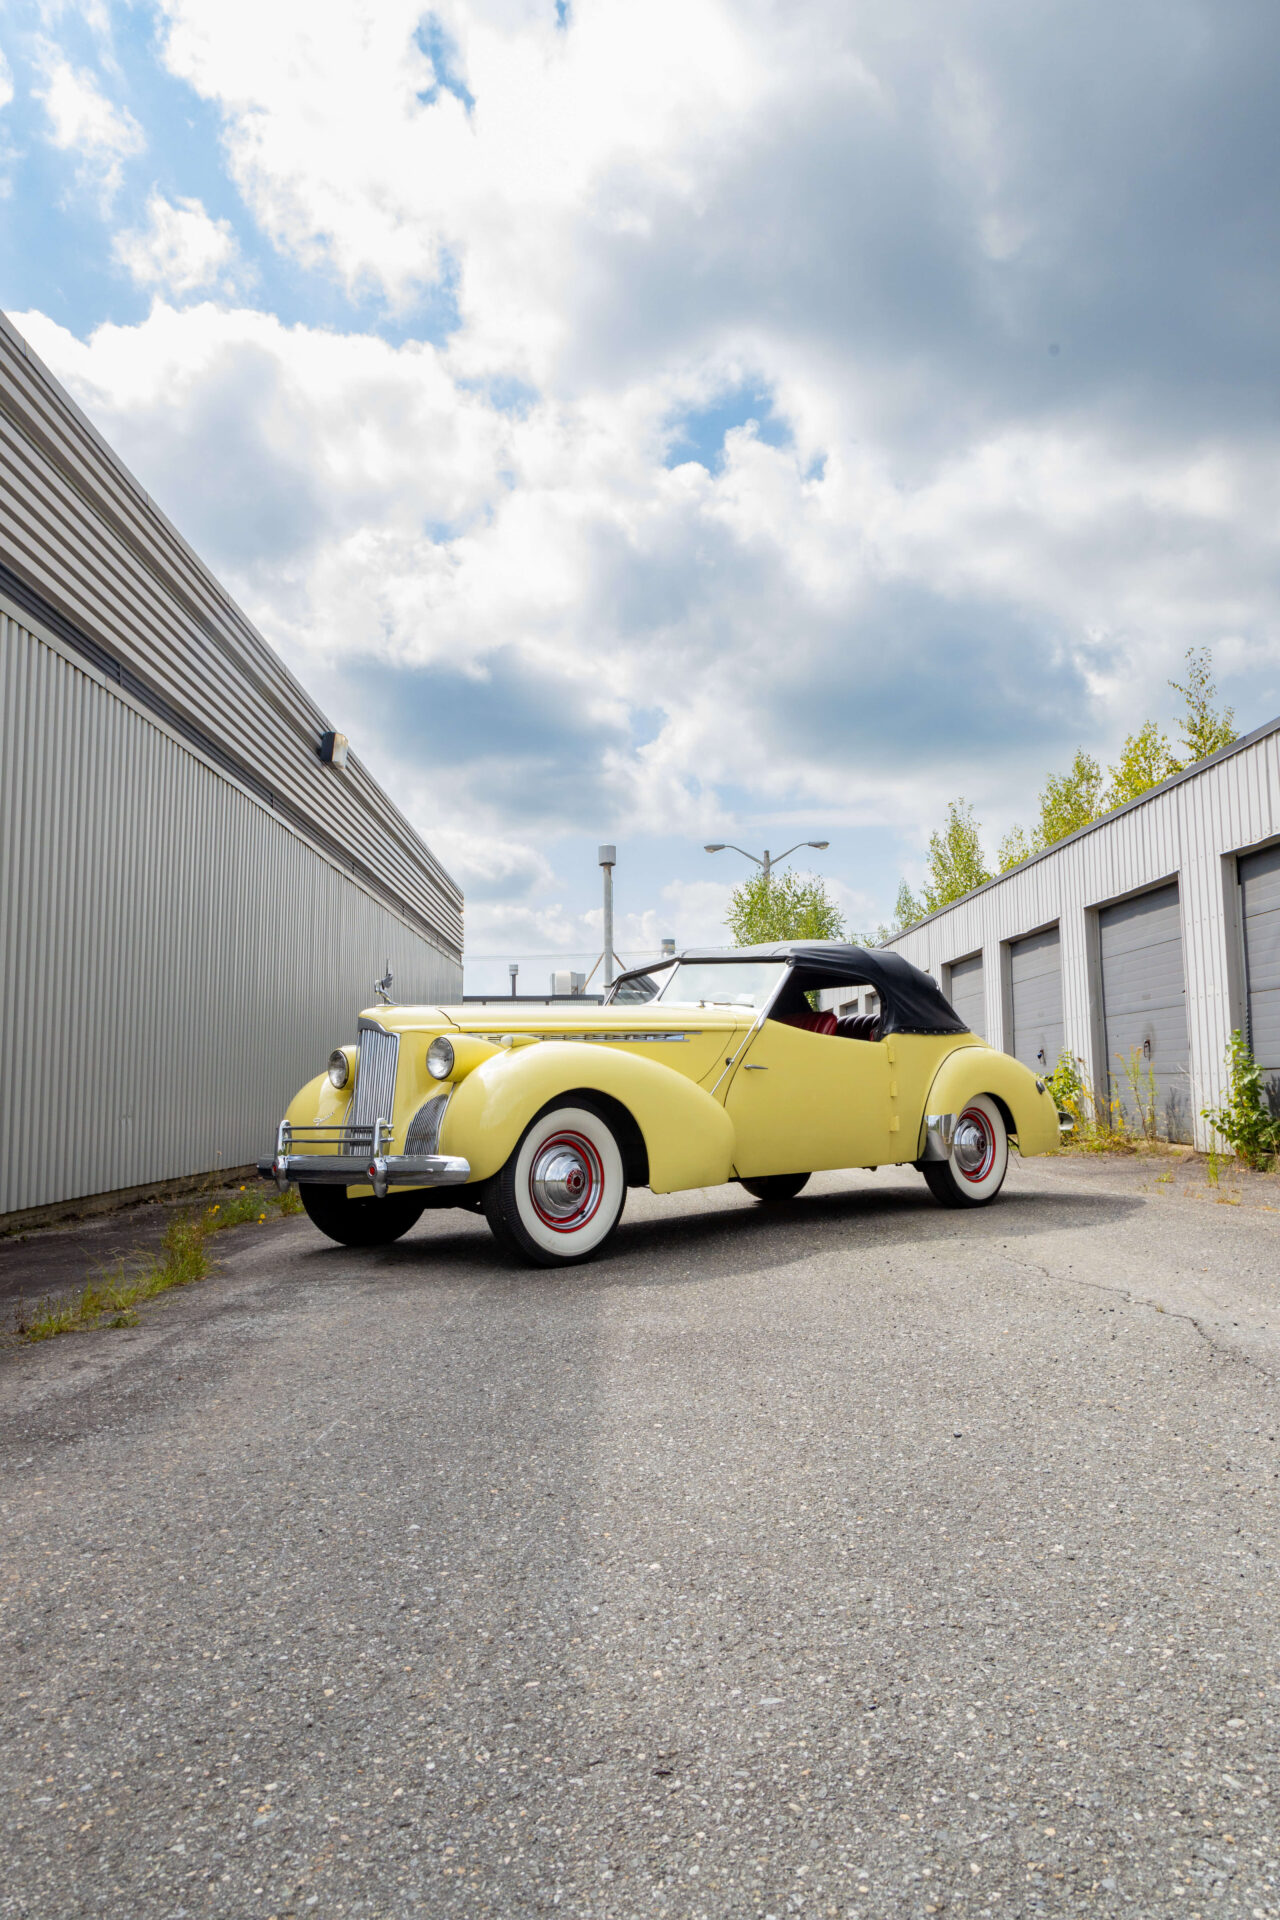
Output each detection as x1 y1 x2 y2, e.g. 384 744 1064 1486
540 1031 692 1044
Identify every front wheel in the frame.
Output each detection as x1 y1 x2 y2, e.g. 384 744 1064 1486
740 1172 811 1203
483 1103 627 1267
921 1095 1008 1208
299 1184 426 1246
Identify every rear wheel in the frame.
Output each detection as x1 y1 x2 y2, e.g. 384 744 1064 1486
921 1095 1008 1208
299 1184 426 1246
484 1103 627 1267
740 1172 811 1202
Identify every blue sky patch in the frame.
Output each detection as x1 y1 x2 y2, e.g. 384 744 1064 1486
0 5 462 345
664 383 792 471
414 15 476 115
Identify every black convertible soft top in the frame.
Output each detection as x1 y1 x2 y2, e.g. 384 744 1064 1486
610 941 970 1037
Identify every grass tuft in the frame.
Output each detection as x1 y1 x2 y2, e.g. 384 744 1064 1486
15 1185 300 1344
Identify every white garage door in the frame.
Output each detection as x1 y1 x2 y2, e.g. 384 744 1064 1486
1241 843 1280 1104
1009 926 1063 1074
1099 882 1190 1141
948 952 985 1037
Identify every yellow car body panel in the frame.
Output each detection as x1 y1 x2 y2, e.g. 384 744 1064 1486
440 1038 737 1192
724 1022 897 1174
285 1071 351 1130
920 1044 1061 1157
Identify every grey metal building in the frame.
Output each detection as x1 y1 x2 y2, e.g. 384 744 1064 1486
0 313 462 1223
835 717 1280 1148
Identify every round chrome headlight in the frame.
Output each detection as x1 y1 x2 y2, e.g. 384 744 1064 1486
426 1036 456 1080
327 1049 350 1089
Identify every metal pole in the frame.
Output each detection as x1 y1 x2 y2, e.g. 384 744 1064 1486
762 849 772 882
509 961 518 999
598 845 616 987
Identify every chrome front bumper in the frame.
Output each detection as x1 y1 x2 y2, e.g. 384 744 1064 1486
262 1121 471 1200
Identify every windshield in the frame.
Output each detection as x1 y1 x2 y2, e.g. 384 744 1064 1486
651 960 786 1010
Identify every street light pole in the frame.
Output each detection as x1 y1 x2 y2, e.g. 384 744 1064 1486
598 844 616 987
704 839 829 879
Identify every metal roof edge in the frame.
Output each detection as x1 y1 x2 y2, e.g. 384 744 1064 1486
886 708 1280 943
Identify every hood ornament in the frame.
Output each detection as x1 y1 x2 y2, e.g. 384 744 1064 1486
374 959 395 1004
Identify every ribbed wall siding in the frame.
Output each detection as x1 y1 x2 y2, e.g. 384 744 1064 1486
0 312 462 953
0 613 461 1217
874 720 1280 1149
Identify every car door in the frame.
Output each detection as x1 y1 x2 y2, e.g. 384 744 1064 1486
722 1020 895 1177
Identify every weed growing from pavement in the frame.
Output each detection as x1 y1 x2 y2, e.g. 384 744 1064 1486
14 1185 301 1344
1201 1029 1280 1170
1046 1050 1144 1153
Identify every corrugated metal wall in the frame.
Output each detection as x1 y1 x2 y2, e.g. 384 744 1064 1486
870 719 1280 1148
0 311 461 952
1 609 460 1217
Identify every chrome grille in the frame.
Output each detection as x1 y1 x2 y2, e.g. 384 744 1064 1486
405 1092 449 1155
353 1026 400 1133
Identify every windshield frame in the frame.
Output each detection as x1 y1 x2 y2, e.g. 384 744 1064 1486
606 956 790 1013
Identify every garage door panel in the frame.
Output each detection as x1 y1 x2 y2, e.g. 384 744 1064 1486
1241 844 1280 1088
1099 883 1190 1141
1010 926 1063 1072
1096 931 1186 1019
948 953 984 1037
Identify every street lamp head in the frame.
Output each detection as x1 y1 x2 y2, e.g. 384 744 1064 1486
597 844 616 868
704 843 725 853
809 840 830 850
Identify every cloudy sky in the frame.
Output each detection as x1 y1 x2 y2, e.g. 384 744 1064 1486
3 0 1279 987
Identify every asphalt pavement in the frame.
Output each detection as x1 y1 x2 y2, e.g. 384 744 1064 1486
2 1154 1280 1920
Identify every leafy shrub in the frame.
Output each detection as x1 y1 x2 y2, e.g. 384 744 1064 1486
1201 1031 1280 1170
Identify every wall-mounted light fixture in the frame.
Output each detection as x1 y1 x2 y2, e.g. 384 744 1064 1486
318 730 349 769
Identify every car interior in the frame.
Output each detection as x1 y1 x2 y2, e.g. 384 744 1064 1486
770 972 882 1042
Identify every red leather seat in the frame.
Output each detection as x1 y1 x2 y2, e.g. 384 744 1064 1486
778 1009 838 1036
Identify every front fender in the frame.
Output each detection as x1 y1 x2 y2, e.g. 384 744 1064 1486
920 1046 1060 1157
441 1043 736 1192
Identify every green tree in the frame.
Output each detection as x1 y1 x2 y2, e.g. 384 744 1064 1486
1035 748 1103 848
726 867 845 947
1170 647 1236 766
1104 719 1178 809
921 799 990 912
893 879 924 929
996 823 1033 872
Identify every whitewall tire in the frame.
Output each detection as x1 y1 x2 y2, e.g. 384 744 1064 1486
921 1094 1009 1208
483 1103 627 1267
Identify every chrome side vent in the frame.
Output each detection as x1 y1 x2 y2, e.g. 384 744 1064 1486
353 1025 400 1133
405 1092 449 1156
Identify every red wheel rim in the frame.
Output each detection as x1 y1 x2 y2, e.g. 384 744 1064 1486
955 1106 996 1183
528 1129 605 1233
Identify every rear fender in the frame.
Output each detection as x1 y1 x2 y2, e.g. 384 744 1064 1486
440 1042 736 1192
920 1046 1060 1157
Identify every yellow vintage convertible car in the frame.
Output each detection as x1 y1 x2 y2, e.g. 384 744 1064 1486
262 942 1061 1265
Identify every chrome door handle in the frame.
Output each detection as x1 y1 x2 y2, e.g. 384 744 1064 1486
744 1064 768 1071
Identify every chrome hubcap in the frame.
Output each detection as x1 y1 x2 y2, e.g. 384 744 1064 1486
531 1143 593 1220
953 1116 990 1174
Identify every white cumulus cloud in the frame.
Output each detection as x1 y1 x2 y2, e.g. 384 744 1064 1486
113 191 239 296
33 46 143 208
